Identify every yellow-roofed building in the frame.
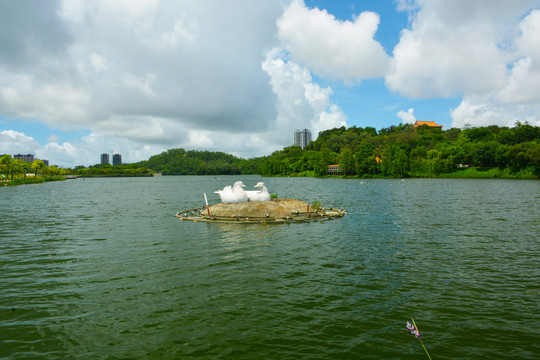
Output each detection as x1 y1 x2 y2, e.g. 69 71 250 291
412 120 443 129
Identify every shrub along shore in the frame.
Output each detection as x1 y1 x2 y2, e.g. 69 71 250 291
1 176 66 186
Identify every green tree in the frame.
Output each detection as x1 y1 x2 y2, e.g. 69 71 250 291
48 165 61 177
506 143 531 171
427 149 444 176
20 162 31 179
355 143 376 177
327 135 347 153
31 160 45 178
339 148 355 176
513 121 539 143
12 159 24 180
529 143 540 176
409 146 428 177
314 147 330 177
1 155 15 180
384 143 410 177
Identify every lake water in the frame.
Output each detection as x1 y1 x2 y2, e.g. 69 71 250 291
1 176 539 359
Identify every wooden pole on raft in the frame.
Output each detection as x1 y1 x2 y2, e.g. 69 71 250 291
204 193 211 217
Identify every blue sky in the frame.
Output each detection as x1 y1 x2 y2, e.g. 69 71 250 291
1 0 539 167
306 0 408 52
303 0 461 130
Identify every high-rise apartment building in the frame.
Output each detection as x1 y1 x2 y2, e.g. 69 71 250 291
293 129 312 149
112 154 122 166
101 153 110 165
14 154 34 163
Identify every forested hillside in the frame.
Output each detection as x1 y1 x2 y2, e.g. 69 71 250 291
253 122 539 178
132 122 539 178
138 149 246 175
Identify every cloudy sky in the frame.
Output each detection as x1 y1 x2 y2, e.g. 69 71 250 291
1 0 539 167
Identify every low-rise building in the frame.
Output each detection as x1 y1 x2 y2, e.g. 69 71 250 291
327 164 342 175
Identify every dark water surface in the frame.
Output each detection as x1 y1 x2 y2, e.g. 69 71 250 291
1 176 539 359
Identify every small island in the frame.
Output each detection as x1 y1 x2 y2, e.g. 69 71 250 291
176 199 345 224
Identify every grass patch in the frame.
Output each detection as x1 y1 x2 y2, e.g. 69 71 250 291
289 170 315 177
439 167 537 179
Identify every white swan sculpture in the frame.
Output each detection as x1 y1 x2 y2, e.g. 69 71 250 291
214 181 248 203
245 182 270 202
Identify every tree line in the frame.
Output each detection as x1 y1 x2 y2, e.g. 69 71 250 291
253 122 539 178
0 155 152 184
3 122 538 182
130 122 539 179
0 155 66 184
71 164 152 177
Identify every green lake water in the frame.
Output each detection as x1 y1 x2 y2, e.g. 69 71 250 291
1 176 539 359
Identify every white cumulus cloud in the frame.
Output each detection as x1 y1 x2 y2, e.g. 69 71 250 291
0 0 289 165
277 0 390 82
396 108 417 124
2 0 539 168
261 48 347 140
387 0 516 98
388 0 540 128
0 130 41 155
36 133 167 167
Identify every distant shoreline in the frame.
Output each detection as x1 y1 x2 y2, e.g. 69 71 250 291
3 170 537 186
1 174 154 186
263 167 538 180
77 174 154 178
1 176 66 186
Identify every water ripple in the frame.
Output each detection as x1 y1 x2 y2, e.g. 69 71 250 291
1 177 539 359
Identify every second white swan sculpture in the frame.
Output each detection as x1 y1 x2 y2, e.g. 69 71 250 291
245 182 270 202
214 181 248 203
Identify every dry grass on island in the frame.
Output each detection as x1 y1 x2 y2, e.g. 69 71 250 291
205 198 311 219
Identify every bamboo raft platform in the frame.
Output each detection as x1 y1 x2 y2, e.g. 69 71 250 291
175 198 346 224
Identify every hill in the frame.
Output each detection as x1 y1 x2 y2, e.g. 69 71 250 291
136 148 249 175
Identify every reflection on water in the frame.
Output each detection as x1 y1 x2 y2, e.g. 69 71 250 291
1 177 539 359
